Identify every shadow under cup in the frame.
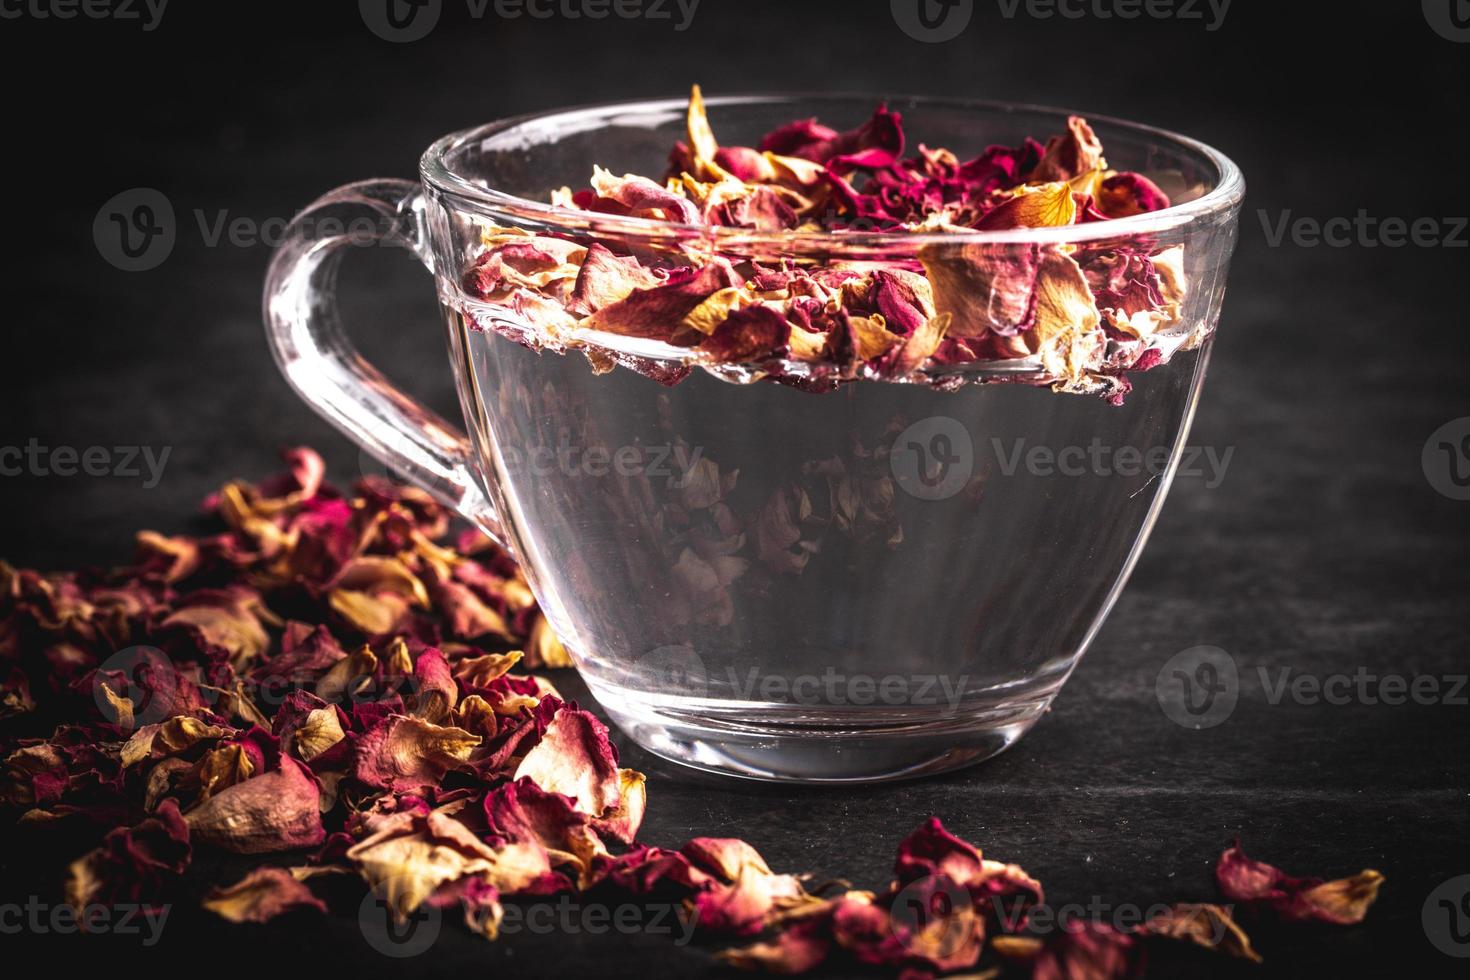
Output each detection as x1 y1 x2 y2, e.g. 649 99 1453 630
269 94 1243 783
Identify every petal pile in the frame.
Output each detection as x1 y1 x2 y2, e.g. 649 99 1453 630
2 451 1381 977
465 86 1199 398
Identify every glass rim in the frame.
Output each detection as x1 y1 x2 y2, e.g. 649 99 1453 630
420 91 1245 248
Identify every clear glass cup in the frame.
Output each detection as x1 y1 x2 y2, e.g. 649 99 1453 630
264 95 1244 783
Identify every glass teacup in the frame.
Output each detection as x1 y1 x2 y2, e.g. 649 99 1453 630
265 95 1243 783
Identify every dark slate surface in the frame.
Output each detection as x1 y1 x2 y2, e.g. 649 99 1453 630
3 1 1469 976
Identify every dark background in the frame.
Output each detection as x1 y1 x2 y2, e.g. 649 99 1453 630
3 0 1469 976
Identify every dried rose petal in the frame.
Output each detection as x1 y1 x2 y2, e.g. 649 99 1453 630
202 866 328 922
1216 842 1384 925
406 646 458 724
718 918 832 974
134 531 203 583
892 816 1043 911
347 808 549 920
1096 172 1171 218
1030 115 1106 183
184 755 325 853
483 778 602 889
700 306 791 362
590 767 647 845
683 837 817 936
162 587 276 670
355 714 480 793
66 799 191 912
513 706 622 816
1140 902 1261 963
1033 922 1142 980
973 182 1078 231
525 614 574 669
582 259 743 340
922 242 1041 339
119 716 231 768
569 242 664 315
589 166 702 225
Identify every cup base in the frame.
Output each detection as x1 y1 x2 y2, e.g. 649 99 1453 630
588 682 1053 784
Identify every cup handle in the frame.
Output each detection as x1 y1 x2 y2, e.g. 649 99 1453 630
263 179 502 543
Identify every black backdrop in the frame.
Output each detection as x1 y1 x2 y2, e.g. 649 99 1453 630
3 1 1470 977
